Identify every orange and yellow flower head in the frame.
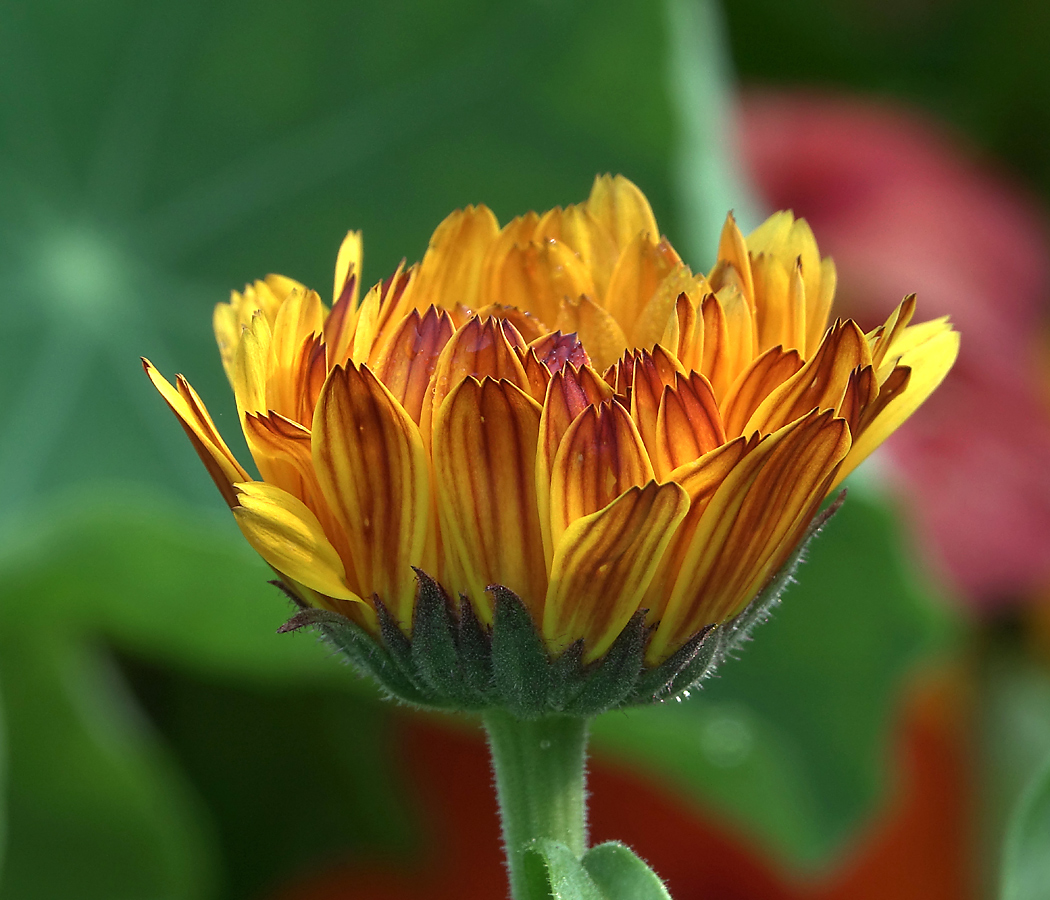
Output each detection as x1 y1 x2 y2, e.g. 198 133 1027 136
145 175 958 707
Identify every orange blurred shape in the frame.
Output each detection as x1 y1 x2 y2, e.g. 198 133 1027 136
270 670 973 900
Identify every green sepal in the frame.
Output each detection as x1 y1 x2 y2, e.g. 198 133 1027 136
491 585 553 719
456 592 496 700
563 612 648 716
409 569 486 708
373 597 433 700
582 842 672 900
629 623 716 705
547 641 586 711
274 591 432 707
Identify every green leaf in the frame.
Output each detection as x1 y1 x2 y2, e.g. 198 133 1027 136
524 839 604 900
0 682 6 884
582 842 672 900
1001 752 1050 900
0 627 216 900
592 488 957 867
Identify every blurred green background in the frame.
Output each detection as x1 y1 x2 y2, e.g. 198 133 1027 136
1 0 1049 898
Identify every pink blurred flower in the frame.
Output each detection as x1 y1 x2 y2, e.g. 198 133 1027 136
740 90 1050 607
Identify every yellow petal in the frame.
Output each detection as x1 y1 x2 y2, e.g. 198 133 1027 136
554 293 629 372
700 286 755 400
602 232 681 340
625 346 687 463
548 399 653 548
312 363 429 627
410 205 500 312
835 323 959 486
143 360 250 508
535 203 619 295
420 315 530 441
584 174 659 252
433 377 547 625
268 288 325 422
232 482 359 603
333 229 363 306
488 238 596 326
712 212 755 308
543 480 689 662
631 266 704 351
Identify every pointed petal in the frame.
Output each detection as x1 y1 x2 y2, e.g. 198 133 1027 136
411 205 500 312
536 365 615 568
628 346 687 462
549 399 654 548
420 315 530 440
232 482 360 603
835 323 959 486
232 310 273 416
333 230 363 306
544 480 689 661
554 293 629 372
701 286 755 400
654 371 726 476
433 377 547 624
720 345 804 438
713 212 755 305
743 319 869 434
584 174 659 252
268 288 325 421
372 305 455 424
143 360 250 508
602 233 681 340
648 410 850 663
631 266 704 350
313 364 429 625
535 203 618 295
488 238 596 326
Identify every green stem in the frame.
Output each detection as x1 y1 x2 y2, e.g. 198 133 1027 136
482 710 590 900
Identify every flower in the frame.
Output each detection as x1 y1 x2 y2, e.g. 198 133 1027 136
144 175 957 675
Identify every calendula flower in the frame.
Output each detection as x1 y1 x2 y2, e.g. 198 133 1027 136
144 175 957 707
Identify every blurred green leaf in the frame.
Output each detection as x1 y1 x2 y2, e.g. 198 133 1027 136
0 627 216 900
0 487 360 686
592 488 956 867
0 684 6 883
1001 752 1050 900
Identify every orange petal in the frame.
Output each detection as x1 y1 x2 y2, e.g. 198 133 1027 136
743 319 869 435
432 377 547 625
479 211 540 306
654 371 726 477
421 315 530 440
584 174 660 253
700 286 755 400
720 345 805 439
712 212 755 307
232 482 360 604
602 232 681 340
372 305 455 424
143 359 249 508
536 365 615 568
519 332 590 404
473 304 548 343
548 399 654 548
268 288 325 421
626 346 687 462
543 481 689 662
648 409 850 663
312 363 429 628
642 437 751 622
